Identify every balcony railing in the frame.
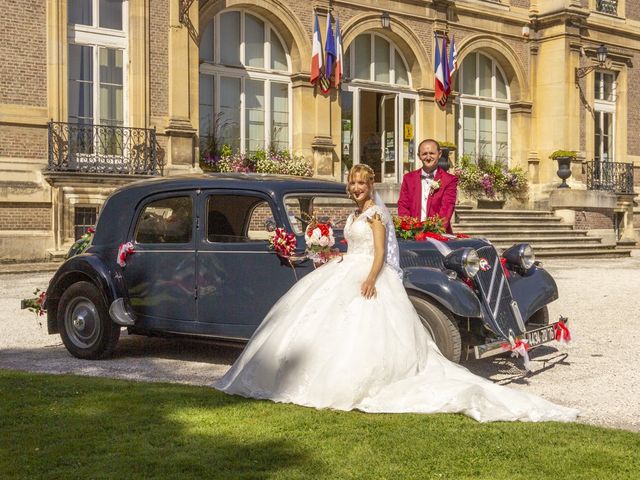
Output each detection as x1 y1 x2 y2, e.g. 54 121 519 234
48 122 162 175
596 0 618 15
585 161 634 194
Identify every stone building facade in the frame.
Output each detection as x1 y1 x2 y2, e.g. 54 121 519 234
0 0 638 261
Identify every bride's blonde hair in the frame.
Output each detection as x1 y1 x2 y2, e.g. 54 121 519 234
348 164 375 184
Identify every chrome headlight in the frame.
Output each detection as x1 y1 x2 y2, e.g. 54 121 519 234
502 243 535 271
444 248 480 278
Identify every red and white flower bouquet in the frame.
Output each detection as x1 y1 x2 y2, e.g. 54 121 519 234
305 221 339 265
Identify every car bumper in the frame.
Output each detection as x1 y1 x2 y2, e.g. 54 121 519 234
473 318 567 360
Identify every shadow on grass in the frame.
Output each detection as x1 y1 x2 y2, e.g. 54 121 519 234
0 370 325 479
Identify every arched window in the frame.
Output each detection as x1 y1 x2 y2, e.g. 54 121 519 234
344 33 410 86
199 11 291 154
457 52 510 162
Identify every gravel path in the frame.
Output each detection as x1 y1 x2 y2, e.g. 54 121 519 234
2 253 639 432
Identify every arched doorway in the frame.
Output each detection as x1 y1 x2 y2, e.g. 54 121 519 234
341 33 417 183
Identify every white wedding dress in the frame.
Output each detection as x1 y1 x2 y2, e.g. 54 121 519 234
215 206 579 422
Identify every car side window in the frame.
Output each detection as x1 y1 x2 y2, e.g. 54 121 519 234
135 196 192 244
207 194 274 243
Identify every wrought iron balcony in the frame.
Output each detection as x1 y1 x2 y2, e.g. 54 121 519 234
48 122 162 175
596 0 618 15
585 161 634 194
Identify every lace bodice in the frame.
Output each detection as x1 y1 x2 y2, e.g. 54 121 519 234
344 206 384 256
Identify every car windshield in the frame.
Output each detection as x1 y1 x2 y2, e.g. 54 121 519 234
283 194 353 236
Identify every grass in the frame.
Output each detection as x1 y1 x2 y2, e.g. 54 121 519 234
1 369 639 480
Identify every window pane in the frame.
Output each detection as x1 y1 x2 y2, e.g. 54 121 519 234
344 47 351 79
199 74 215 144
496 68 507 99
245 79 265 153
603 73 614 101
402 97 416 175
341 90 353 181
220 11 241 66
68 0 92 25
461 54 476 95
245 14 265 68
99 0 123 30
220 76 241 151
136 197 193 244
270 30 287 71
595 113 603 162
374 36 390 83
479 107 492 158
496 109 508 161
478 54 492 98
68 44 94 124
354 35 371 80
207 195 272 242
200 22 214 62
395 50 409 86
99 48 123 125
270 82 288 151
462 105 476 158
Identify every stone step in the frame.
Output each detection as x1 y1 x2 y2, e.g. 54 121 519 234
456 208 556 216
455 215 564 222
477 236 603 244
518 248 632 259
492 242 609 251
454 222 574 230
455 229 591 238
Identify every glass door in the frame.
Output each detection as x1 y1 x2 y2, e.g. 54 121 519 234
380 94 397 183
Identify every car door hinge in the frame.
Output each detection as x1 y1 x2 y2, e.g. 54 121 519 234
194 285 198 300
196 217 200 230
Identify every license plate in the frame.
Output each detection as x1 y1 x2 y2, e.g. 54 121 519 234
525 324 556 348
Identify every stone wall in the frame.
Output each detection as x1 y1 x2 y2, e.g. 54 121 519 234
0 125 48 159
150 0 169 118
574 209 615 230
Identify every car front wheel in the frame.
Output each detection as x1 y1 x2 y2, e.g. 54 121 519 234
409 294 462 363
58 281 120 359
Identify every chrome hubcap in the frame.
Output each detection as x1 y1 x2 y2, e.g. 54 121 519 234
64 297 100 349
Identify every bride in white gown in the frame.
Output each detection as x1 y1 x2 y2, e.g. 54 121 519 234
215 165 579 422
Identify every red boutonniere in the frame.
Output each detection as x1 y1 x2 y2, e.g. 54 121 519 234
429 179 441 196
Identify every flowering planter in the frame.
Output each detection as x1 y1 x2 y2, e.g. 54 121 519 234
476 198 506 209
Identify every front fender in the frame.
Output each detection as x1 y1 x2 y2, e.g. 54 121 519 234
46 254 128 334
403 267 482 318
509 267 559 321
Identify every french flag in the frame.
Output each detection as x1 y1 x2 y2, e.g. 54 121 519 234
321 13 336 93
334 17 344 88
310 12 324 87
441 36 451 104
449 35 458 76
434 34 446 105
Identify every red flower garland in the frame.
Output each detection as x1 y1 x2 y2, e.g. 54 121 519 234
270 227 297 258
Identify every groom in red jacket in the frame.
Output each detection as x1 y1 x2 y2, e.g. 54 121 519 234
397 139 458 233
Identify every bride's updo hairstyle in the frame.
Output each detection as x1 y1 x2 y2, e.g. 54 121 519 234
349 163 375 184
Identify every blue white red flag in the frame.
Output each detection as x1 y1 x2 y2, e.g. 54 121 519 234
334 17 344 88
321 13 336 93
434 34 446 105
440 36 451 106
449 35 458 76
310 12 324 87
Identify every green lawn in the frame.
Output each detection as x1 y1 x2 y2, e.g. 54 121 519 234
1 369 638 480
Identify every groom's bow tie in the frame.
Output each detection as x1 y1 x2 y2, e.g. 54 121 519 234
421 171 435 180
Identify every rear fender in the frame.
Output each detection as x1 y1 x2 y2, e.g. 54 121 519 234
45 254 128 334
403 267 482 318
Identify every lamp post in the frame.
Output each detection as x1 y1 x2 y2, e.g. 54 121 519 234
381 11 390 29
575 44 609 79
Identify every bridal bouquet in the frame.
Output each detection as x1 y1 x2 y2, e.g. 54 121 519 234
305 222 339 264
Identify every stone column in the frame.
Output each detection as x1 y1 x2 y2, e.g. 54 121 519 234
166 0 199 174
615 193 638 245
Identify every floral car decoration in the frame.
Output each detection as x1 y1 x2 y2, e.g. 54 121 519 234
269 228 297 258
393 215 445 240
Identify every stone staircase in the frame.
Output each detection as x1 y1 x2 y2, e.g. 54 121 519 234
453 208 632 258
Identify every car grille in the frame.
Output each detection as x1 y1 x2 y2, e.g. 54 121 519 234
400 250 445 270
473 245 525 338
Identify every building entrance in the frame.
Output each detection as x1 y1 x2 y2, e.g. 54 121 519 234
341 87 417 183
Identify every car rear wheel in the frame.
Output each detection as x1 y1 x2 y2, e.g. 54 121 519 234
58 281 120 359
409 294 462 363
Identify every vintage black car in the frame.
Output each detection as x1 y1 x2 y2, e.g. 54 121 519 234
41 173 564 363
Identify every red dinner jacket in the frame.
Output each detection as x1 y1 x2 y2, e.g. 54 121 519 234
397 167 458 233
